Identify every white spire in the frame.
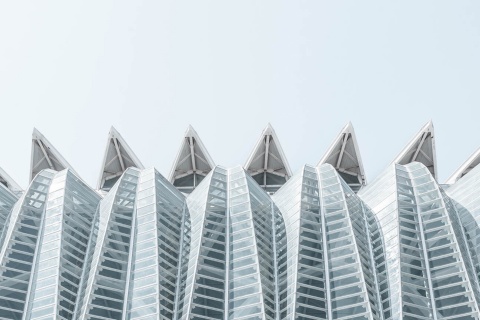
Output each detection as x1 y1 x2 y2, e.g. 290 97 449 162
392 121 437 179
318 122 366 192
97 126 144 191
244 123 292 193
30 128 78 181
169 125 215 194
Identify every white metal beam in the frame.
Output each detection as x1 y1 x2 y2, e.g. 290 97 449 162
113 138 126 172
37 140 54 169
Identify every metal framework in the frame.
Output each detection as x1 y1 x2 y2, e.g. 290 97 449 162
392 121 437 179
169 125 215 194
97 126 144 192
244 124 292 193
273 164 383 319
359 162 480 319
318 122 366 192
1 123 480 319
30 128 78 181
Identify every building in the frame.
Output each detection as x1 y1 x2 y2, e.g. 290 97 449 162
0 122 480 319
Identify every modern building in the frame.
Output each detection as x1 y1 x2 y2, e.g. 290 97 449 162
0 122 480 319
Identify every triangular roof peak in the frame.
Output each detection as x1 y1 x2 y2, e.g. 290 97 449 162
30 128 78 181
392 121 437 178
97 126 144 191
0 166 22 196
185 124 197 136
446 147 480 184
264 122 274 131
169 125 215 194
244 124 292 193
318 122 366 192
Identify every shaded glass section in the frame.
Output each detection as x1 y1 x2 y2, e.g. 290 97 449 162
126 168 187 319
0 170 55 319
0 182 18 243
181 166 285 320
79 168 140 319
26 169 101 319
446 164 480 305
273 164 383 320
273 165 326 319
360 162 480 319
78 167 188 319
181 167 227 319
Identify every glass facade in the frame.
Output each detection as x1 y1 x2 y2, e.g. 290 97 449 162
360 162 480 319
1 123 480 319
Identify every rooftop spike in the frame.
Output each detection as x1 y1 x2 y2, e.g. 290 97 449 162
30 128 78 181
169 125 215 194
392 121 437 179
317 122 366 192
97 126 144 191
0 166 22 196
446 147 480 184
244 123 292 193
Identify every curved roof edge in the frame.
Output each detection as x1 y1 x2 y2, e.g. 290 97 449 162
446 147 480 185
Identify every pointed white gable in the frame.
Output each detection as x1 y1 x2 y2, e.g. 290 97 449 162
169 125 215 194
446 147 480 184
30 128 78 181
97 127 144 191
0 166 22 196
244 124 292 193
392 121 437 178
318 122 366 192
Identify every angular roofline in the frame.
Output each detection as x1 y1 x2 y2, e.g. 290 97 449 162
317 122 367 185
0 165 23 194
244 123 293 177
96 126 145 190
168 125 215 183
30 128 79 181
391 120 437 178
446 147 480 185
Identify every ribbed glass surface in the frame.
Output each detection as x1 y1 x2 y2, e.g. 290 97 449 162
0 183 18 243
27 170 101 319
77 167 188 320
2 158 480 319
447 164 480 289
79 168 140 319
360 162 480 320
181 166 285 320
181 167 227 319
0 170 55 319
126 168 186 319
273 164 383 320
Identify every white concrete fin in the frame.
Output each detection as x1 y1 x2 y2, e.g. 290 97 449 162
97 126 144 191
244 123 292 193
169 125 215 194
392 121 437 179
318 122 366 192
30 128 78 181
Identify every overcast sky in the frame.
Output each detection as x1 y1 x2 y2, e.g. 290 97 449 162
1 1 479 188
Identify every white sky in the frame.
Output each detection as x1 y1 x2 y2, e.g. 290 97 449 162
1 1 479 188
